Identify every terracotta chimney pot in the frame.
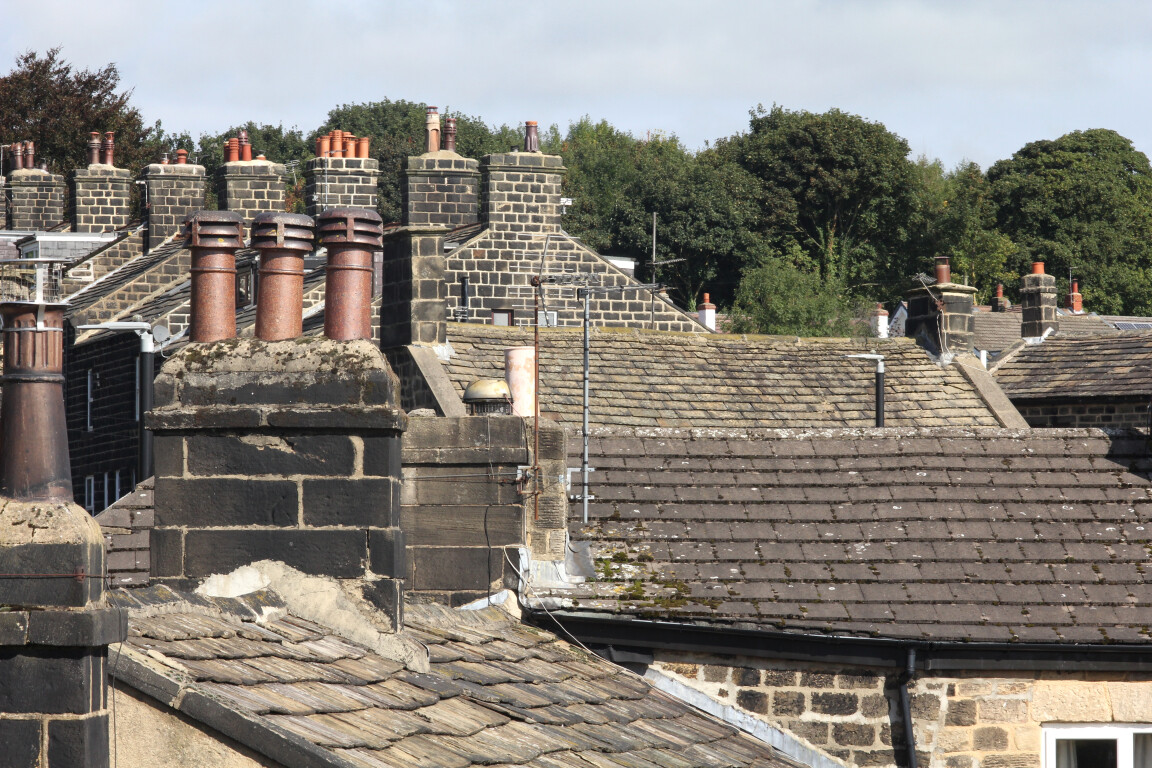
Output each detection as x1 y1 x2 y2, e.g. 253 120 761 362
87 131 101 165
1032 261 1045 275
252 212 315 341
317 207 383 341
185 211 245 342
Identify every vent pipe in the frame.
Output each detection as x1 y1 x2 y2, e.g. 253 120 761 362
252 212 314 341
524 121 539 152
186 211 245 342
846 354 885 427
9 143 22 171
101 132 114 166
0 258 72 499
317 207 382 340
23 140 35 169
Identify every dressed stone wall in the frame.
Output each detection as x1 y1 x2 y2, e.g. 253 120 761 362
654 655 1152 768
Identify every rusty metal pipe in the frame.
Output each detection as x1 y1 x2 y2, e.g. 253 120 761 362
317 207 382 340
444 118 457 152
186 211 245 342
253 212 314 340
0 304 72 500
87 132 101 165
934 255 950 285
10 143 22 171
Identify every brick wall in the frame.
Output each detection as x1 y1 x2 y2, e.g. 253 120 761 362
402 415 566 605
482 151 564 234
654 655 1152 768
1012 397 1149 428
5 169 65 230
72 166 132 232
303 157 379 218
216 160 286 236
141 164 205 247
403 152 479 227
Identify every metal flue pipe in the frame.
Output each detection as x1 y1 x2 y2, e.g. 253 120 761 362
186 211 245 342
0 258 72 500
845 354 886 427
317 207 381 341
252 212 314 341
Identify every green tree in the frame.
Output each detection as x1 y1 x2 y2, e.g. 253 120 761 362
721 105 920 299
728 245 865 336
988 129 1152 314
908 157 1019 303
0 48 154 174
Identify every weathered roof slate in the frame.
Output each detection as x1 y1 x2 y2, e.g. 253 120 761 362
442 325 1010 430
551 427 1152 644
994 332 1152 400
110 585 797 768
972 311 1116 353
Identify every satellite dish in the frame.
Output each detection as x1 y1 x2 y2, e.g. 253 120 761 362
151 324 170 344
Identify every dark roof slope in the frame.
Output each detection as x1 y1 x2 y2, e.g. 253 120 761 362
111 585 797 768
550 427 1152 644
994 332 1152 400
973 311 1116 353
443 324 1009 429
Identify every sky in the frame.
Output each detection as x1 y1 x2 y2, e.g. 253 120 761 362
4 0 1150 170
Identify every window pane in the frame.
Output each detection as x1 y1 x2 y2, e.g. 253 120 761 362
1056 739 1116 768
1136 734 1152 768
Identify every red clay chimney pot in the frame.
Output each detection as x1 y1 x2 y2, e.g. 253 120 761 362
252 212 315 341
185 211 245 342
1032 261 1045 275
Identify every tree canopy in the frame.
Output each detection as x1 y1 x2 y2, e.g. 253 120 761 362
0 48 154 174
988 128 1152 314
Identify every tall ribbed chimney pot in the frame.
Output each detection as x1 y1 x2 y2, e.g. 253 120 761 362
444 118 457 152
524 121 539 152
252 212 315 341
317 207 383 340
186 211 245 342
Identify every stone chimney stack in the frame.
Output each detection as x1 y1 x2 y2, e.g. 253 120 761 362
0 257 124 767
480 121 566 235
1021 261 1058 338
1065 279 1083 313
141 159 206 249
148 209 407 627
402 106 480 229
304 129 378 219
72 131 132 232
216 130 287 238
991 283 1010 312
5 140 65 230
905 256 977 356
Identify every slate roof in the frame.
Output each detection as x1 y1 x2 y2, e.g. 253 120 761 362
549 427 1152 644
972 310 1116 353
441 324 1013 430
95 477 153 587
110 584 797 768
993 332 1152 400
66 235 185 313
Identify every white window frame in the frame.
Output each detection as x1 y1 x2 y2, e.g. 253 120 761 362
1043 723 1152 768
83 476 95 513
86 369 95 432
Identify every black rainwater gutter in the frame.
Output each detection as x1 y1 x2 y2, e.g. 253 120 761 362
527 610 1152 673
